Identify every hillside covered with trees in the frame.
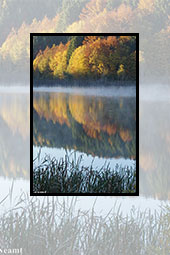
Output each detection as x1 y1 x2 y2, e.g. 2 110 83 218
0 0 169 84
33 35 136 85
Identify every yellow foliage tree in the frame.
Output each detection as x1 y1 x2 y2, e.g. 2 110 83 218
49 42 69 79
67 45 90 77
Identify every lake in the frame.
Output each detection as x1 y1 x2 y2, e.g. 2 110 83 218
0 84 169 214
33 86 136 178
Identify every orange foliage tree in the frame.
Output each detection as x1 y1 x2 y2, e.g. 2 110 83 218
67 36 121 78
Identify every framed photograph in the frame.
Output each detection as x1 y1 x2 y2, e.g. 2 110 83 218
30 33 139 196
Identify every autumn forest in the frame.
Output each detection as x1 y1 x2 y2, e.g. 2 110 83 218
0 0 169 84
33 35 136 85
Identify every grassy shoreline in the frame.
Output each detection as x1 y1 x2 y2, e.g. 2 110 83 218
0 194 169 254
33 154 136 194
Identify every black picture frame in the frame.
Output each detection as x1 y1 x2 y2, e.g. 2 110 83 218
30 33 139 196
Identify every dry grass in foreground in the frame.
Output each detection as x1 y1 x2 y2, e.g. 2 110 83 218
0 193 169 255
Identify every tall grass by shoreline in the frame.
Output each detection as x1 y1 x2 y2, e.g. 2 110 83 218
33 154 136 194
0 194 169 255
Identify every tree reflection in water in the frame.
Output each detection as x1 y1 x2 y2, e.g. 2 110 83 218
33 92 136 159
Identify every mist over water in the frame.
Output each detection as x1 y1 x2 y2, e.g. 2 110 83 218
33 85 136 98
0 85 29 93
140 84 170 102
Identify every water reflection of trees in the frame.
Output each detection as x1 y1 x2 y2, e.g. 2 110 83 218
0 94 30 138
140 101 170 200
0 94 29 179
33 92 136 159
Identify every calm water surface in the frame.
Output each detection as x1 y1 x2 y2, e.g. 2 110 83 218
0 85 169 217
33 86 136 172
